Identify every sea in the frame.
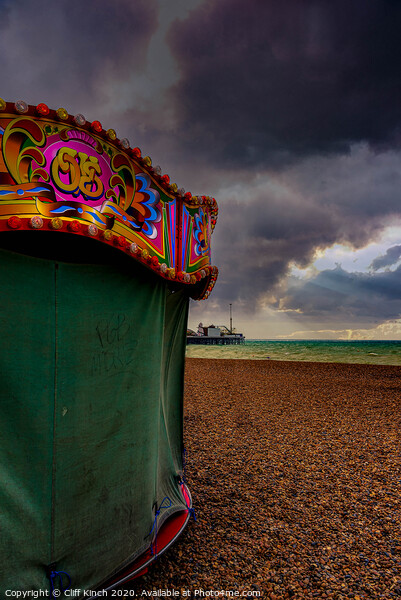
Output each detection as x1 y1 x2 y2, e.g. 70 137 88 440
186 339 401 365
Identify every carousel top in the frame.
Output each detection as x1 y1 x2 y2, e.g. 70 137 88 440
0 99 218 300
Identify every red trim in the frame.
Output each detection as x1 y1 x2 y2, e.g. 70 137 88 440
100 483 192 590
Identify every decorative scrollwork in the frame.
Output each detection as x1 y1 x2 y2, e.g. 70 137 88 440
106 152 136 212
2 117 46 184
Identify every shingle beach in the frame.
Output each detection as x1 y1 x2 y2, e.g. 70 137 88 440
128 358 401 599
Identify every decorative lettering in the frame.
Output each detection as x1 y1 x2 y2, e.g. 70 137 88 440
51 146 104 201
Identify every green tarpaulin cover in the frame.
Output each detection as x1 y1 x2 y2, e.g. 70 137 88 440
0 246 189 592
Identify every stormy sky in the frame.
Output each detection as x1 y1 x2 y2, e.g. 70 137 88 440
1 0 401 339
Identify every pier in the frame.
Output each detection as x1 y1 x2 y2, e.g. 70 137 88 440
187 334 244 345
187 304 245 345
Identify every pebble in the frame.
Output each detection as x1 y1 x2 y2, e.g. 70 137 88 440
120 359 401 599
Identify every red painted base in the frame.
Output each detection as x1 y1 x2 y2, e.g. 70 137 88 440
100 483 192 591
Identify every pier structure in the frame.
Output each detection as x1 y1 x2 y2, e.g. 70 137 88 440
187 333 244 345
187 318 245 345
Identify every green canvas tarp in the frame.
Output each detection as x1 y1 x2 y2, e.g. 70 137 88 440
0 245 189 593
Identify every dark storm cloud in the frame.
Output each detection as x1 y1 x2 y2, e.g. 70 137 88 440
164 0 401 324
168 0 401 167
209 146 401 310
212 188 337 307
280 264 401 321
370 245 401 271
164 1 401 322
0 0 158 111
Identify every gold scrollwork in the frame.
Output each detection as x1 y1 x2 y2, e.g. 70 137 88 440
105 152 135 212
2 117 46 184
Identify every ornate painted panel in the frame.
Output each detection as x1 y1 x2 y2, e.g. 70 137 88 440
0 100 218 299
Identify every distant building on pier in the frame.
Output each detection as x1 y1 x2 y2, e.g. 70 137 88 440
187 322 245 345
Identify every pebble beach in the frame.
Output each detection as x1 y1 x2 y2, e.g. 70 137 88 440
131 358 401 599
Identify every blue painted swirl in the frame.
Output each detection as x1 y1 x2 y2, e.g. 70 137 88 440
50 206 77 214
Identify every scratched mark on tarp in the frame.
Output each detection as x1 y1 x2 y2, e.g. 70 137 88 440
91 313 138 375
